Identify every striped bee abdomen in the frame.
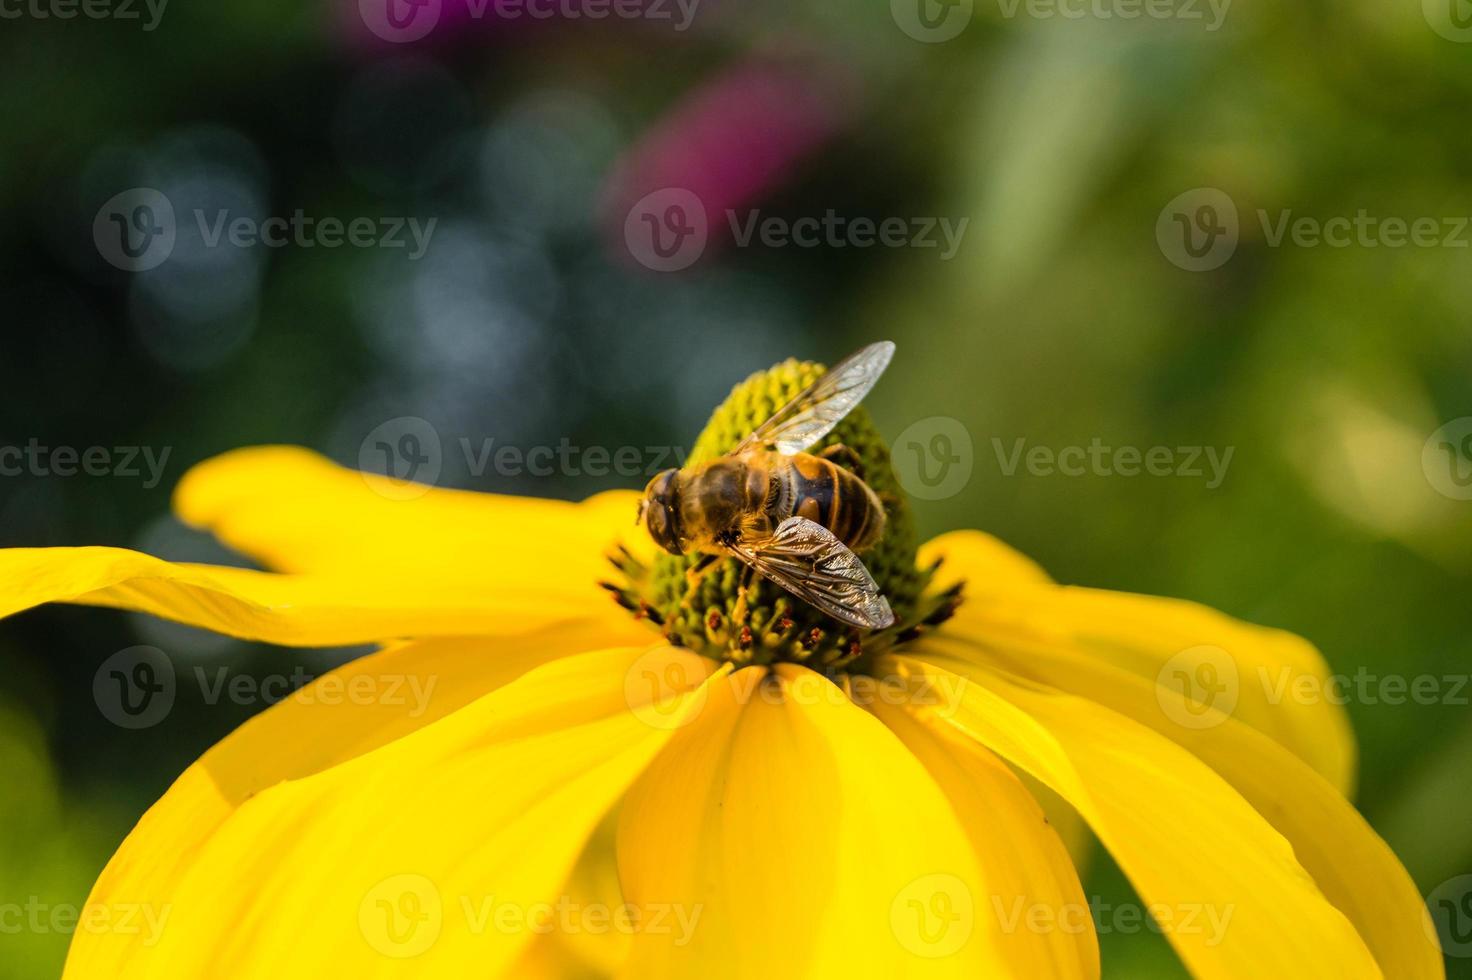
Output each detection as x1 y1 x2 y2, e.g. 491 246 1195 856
774 452 886 553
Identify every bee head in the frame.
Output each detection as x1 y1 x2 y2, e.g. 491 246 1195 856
640 468 685 555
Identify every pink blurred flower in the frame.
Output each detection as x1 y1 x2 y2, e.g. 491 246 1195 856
604 59 857 268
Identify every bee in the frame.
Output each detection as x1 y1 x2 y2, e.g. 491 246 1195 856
638 341 897 630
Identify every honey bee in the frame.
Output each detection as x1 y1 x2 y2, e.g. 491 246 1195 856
638 341 897 630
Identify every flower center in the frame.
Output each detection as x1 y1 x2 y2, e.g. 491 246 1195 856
604 355 961 671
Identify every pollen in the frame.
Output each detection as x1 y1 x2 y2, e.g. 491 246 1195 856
615 355 950 670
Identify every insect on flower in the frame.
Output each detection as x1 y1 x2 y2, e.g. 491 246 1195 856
0 347 1445 980
637 341 896 631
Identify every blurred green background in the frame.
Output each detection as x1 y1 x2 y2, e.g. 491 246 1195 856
1 0 1470 975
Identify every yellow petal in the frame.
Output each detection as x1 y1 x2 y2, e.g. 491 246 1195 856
64 645 723 980
921 529 1052 589
922 529 1356 795
617 663 1064 979
0 547 647 646
71 630 590 956
503 932 605 980
175 445 651 587
941 632 1442 979
511 808 630 979
1015 772 1094 876
869 698 1100 978
878 651 1385 980
0 445 655 646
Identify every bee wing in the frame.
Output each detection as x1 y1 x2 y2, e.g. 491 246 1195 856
726 516 895 630
730 341 895 457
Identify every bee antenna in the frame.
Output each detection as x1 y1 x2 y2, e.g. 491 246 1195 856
634 499 647 526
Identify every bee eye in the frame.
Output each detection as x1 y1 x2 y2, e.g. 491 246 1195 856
643 501 683 554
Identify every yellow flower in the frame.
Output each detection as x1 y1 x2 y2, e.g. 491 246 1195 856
0 358 1442 980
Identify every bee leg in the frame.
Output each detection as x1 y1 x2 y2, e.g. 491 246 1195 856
684 553 719 586
730 565 757 648
819 442 865 478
